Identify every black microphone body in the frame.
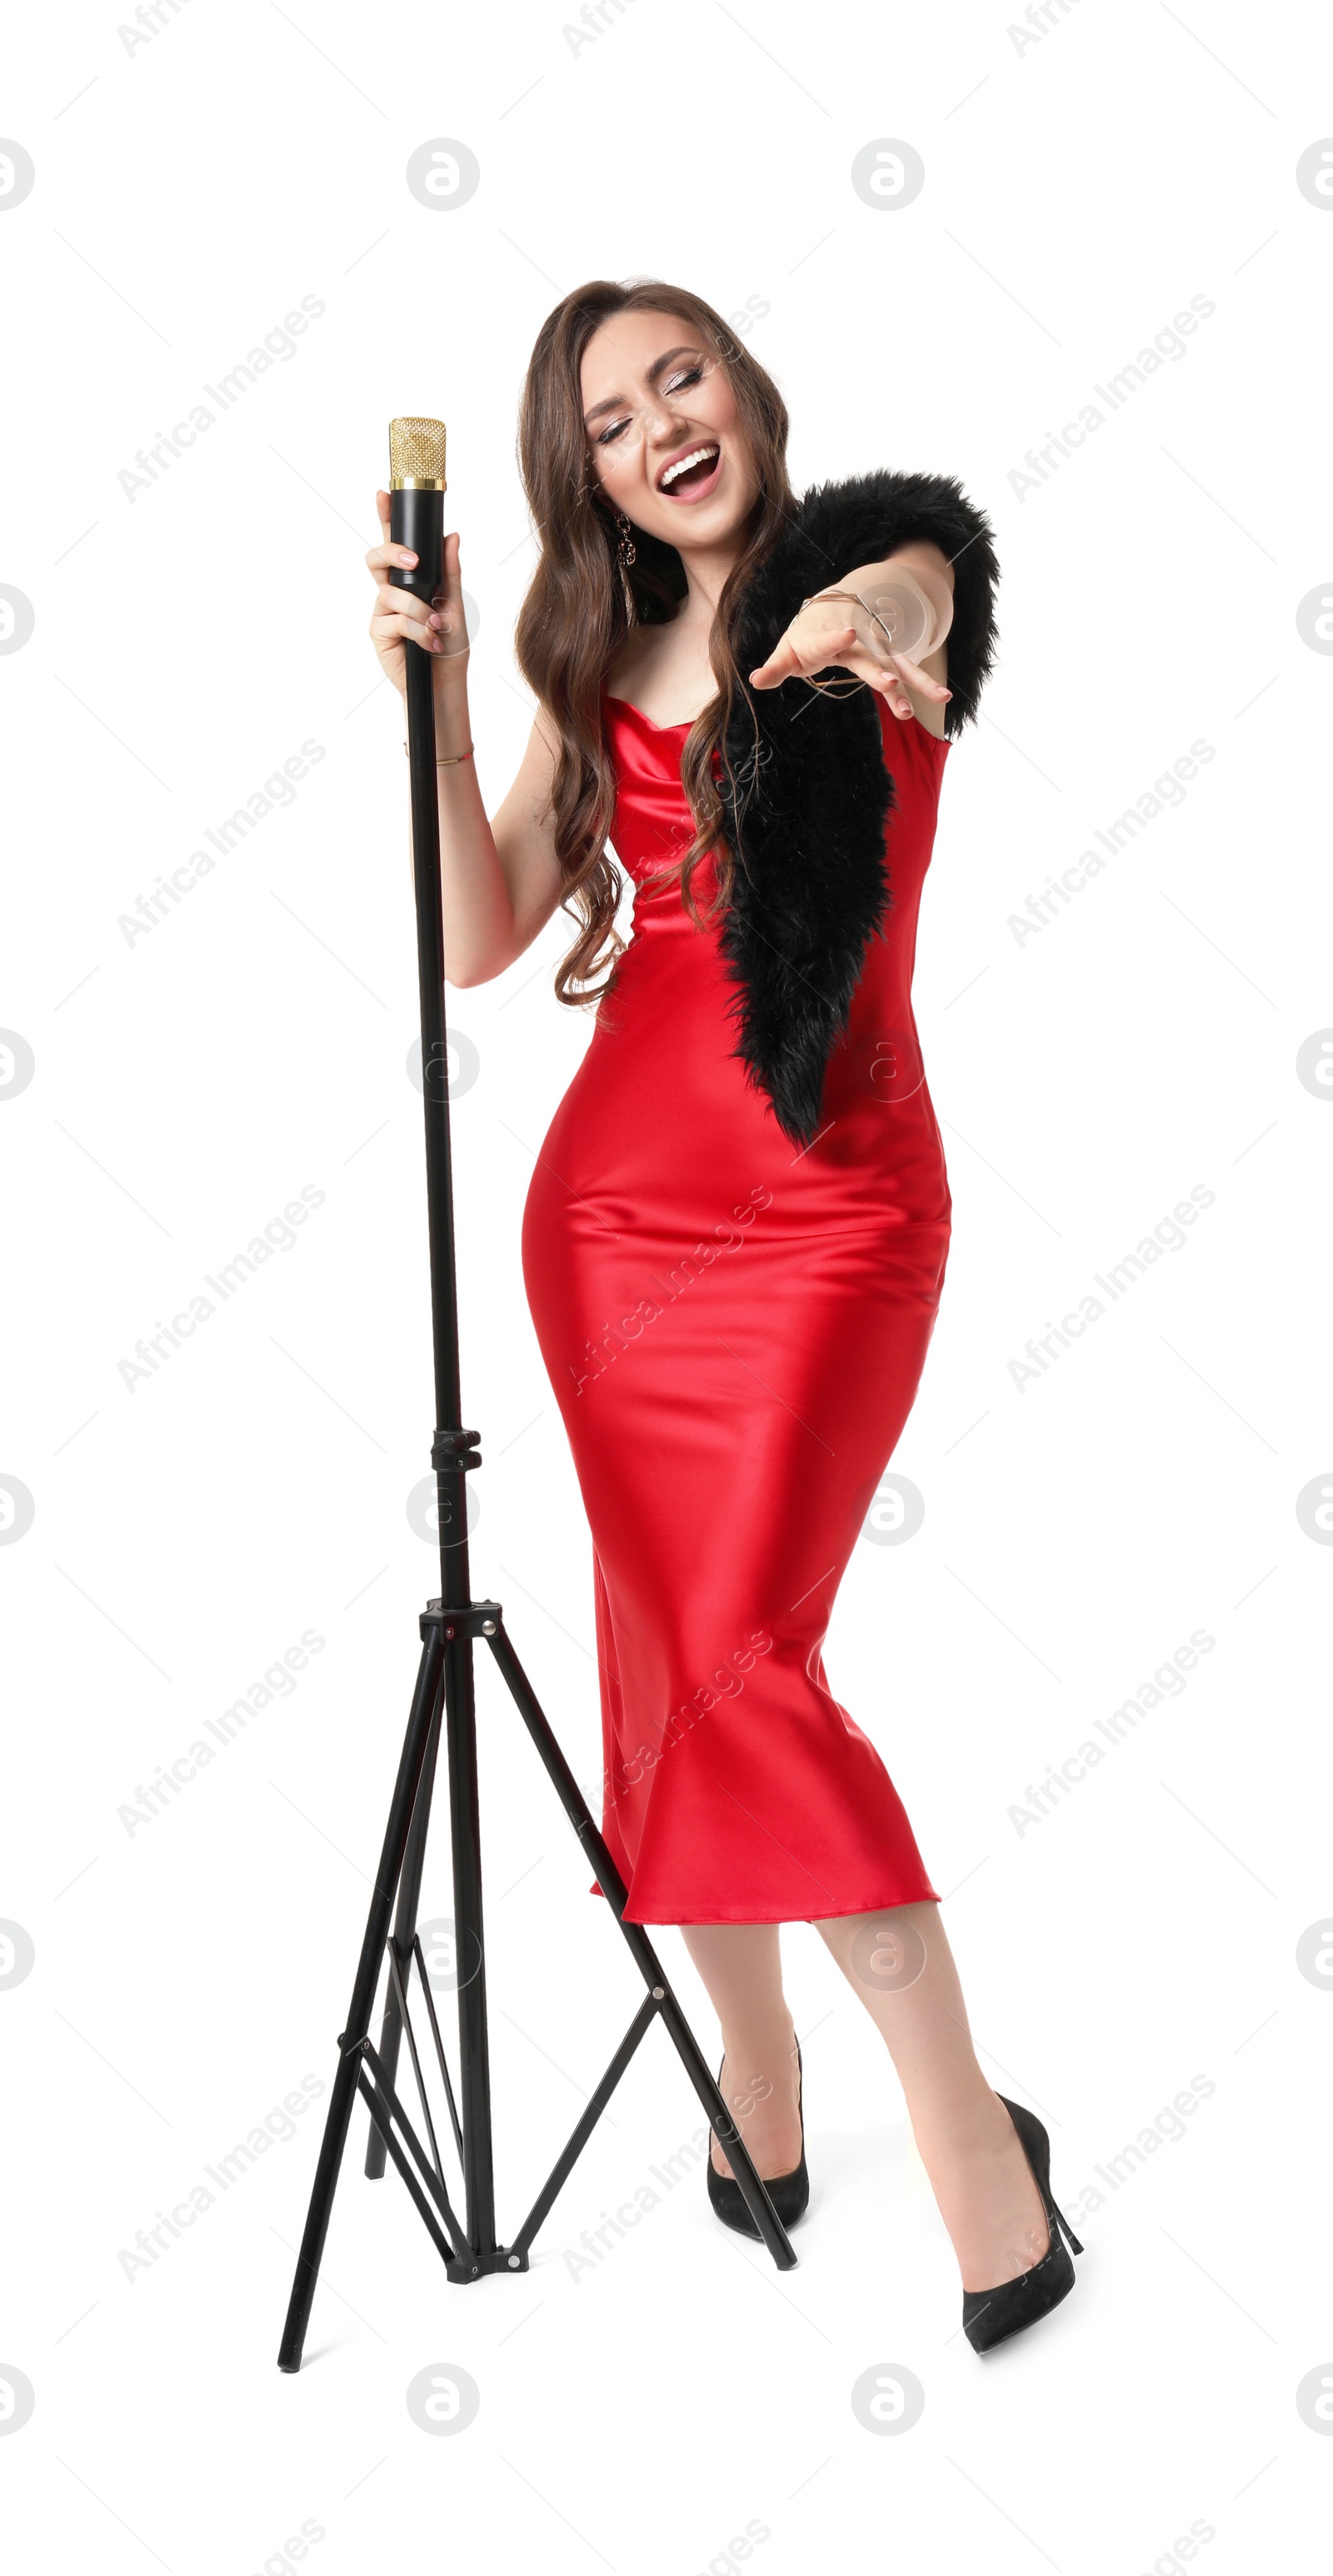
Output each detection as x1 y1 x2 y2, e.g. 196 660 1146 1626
388 488 444 608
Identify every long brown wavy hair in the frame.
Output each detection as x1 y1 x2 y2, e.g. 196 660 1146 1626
514 278 797 1007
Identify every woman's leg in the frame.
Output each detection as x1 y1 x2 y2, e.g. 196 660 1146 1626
816 1902 1050 2292
679 1924 803 2180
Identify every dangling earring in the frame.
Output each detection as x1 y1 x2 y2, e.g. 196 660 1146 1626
615 510 638 623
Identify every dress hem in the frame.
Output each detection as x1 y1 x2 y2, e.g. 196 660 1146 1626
591 1880 942 1925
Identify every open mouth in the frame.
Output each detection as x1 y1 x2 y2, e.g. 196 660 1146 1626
657 443 721 501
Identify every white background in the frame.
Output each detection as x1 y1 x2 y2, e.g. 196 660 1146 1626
2 2 1331 2568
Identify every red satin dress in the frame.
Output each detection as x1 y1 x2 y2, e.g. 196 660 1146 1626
520 689 951 1926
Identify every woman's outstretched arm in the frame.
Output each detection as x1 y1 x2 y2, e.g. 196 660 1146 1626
747 539 955 734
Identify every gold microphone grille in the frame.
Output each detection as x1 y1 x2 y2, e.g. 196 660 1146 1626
389 416 447 488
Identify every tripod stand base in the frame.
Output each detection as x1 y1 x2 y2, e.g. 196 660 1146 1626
277 1594 797 2376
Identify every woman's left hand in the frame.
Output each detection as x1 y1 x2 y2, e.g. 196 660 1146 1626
748 597 949 723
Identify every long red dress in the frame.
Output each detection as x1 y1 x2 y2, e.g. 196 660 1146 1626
520 688 951 1925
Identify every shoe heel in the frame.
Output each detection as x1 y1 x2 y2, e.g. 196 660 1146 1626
1049 2193 1082 2258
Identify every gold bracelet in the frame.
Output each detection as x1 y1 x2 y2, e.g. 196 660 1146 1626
403 741 475 764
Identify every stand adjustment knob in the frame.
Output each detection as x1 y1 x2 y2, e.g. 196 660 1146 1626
431 1426 482 1472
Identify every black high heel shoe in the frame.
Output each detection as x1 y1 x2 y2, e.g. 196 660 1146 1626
961 2093 1083 2353
706 2042 809 2238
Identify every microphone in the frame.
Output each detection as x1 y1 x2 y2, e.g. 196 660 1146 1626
387 418 447 1032
387 416 447 612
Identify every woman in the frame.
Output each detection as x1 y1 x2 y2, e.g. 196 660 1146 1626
366 278 1081 2353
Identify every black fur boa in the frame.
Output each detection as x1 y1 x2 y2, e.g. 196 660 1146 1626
716 470 1000 1145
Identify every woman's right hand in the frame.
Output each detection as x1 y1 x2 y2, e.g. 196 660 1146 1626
366 490 470 699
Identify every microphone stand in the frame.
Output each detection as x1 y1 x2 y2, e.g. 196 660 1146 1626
277 422 796 2373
